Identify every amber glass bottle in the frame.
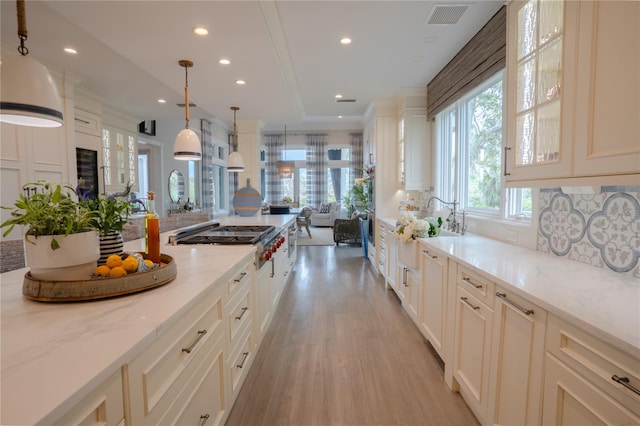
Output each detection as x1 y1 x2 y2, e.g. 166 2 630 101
145 191 161 263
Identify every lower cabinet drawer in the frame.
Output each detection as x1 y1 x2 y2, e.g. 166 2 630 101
229 327 254 398
126 288 224 424
158 331 228 426
226 287 252 347
546 314 640 416
53 369 124 426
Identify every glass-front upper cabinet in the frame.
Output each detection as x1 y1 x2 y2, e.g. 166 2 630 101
102 125 138 194
505 0 576 183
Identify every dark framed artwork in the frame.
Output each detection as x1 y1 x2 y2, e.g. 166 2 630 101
138 120 156 136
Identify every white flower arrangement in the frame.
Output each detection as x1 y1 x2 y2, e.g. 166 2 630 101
394 214 443 243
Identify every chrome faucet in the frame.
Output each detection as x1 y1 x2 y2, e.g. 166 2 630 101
427 196 465 235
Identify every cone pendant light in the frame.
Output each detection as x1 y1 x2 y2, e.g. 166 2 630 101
173 59 201 161
228 106 245 172
0 0 63 128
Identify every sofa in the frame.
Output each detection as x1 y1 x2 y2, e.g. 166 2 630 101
310 202 340 227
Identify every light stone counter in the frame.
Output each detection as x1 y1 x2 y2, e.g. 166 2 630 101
0 214 295 425
380 217 640 358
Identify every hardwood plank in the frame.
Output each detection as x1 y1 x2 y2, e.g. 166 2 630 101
226 246 478 426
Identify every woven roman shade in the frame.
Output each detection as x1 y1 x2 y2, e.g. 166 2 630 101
427 6 506 120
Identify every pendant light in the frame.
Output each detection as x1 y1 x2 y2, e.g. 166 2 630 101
277 125 295 179
173 59 201 161
0 0 63 128
228 106 245 172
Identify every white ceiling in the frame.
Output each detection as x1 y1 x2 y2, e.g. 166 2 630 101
1 0 503 131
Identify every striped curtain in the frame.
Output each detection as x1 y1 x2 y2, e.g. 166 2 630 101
306 134 328 209
201 119 214 216
264 134 283 204
350 132 363 190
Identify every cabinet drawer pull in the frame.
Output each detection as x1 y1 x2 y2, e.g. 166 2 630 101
496 292 534 316
612 375 640 396
503 146 511 176
237 351 250 368
235 306 249 320
462 276 482 289
182 329 207 353
234 272 247 283
461 297 480 310
270 258 275 278
199 414 210 426
422 250 437 260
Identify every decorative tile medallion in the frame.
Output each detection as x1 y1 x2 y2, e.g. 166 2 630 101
538 186 640 277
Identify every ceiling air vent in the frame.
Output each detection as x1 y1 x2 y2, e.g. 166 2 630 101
176 103 197 107
425 4 470 25
336 99 356 103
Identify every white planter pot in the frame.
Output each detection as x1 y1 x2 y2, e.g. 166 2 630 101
397 239 419 269
24 230 100 280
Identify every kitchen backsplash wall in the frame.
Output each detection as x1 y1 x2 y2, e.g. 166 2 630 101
537 186 640 277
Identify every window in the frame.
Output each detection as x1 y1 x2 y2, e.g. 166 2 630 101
436 71 531 220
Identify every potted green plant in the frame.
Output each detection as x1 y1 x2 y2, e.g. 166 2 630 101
78 182 132 264
1 180 99 280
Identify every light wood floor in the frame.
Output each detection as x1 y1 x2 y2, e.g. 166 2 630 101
226 245 478 426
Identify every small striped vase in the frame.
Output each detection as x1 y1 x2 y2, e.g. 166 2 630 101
98 231 124 265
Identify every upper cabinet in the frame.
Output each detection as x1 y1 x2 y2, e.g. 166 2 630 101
397 88 431 190
102 124 138 194
504 0 640 186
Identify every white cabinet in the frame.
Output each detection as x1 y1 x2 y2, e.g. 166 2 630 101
505 0 639 185
398 108 431 190
486 287 546 426
419 247 447 360
452 266 495 424
52 369 125 426
101 124 138 194
572 0 640 178
542 314 640 425
400 265 420 326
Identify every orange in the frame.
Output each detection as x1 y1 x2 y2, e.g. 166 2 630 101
109 266 127 277
94 265 111 276
123 256 139 273
144 259 154 269
106 254 123 269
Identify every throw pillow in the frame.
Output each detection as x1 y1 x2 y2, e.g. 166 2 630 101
319 203 330 214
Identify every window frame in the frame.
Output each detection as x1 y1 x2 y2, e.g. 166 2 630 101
435 70 532 223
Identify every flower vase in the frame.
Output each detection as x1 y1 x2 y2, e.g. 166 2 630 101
99 231 124 265
397 239 419 269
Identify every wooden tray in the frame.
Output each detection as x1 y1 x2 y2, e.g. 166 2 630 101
23 254 177 302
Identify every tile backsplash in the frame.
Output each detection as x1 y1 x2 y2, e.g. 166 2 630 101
537 186 640 277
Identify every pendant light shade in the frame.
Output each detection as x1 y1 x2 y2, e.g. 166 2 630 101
0 0 63 128
277 125 294 179
173 59 201 161
228 106 245 172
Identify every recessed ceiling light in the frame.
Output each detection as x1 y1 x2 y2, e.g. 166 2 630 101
219 58 231 65
158 99 166 104
335 94 343 99
193 27 208 36
340 37 352 45
64 47 77 54
338 116 343 119
236 80 246 85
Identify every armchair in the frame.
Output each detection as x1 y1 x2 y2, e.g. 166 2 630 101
333 217 361 246
310 202 340 227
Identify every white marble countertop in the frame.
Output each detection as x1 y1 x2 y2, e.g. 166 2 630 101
380 217 640 359
0 214 295 425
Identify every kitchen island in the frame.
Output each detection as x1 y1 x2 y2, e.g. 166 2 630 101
0 214 296 425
